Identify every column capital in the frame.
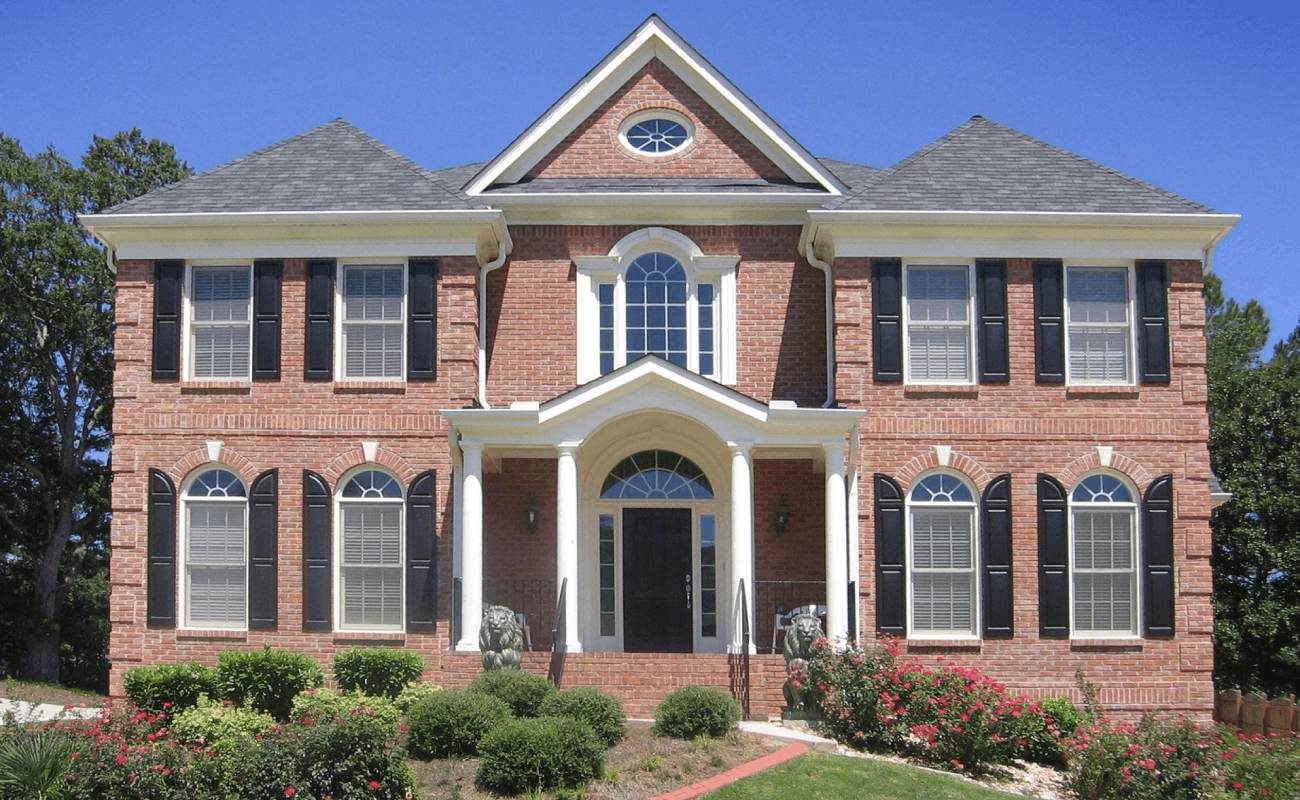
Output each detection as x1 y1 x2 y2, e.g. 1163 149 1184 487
823 442 847 464
726 441 753 458
556 442 582 457
460 440 485 456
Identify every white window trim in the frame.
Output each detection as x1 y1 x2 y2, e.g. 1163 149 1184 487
1068 470 1141 639
618 109 696 158
184 261 253 382
336 259 408 382
902 261 976 386
905 470 980 639
334 467 406 633
179 466 248 631
1063 261 1137 387
575 228 737 385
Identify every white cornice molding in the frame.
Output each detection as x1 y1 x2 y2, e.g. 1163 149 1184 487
492 192 826 226
464 17 845 197
80 209 512 263
803 210 1240 262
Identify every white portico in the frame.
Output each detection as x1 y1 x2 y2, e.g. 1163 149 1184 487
443 357 862 654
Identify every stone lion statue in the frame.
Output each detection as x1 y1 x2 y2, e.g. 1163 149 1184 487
479 605 524 671
781 612 823 709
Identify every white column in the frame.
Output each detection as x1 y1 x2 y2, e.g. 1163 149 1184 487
824 443 849 643
729 444 755 654
455 443 484 651
556 443 582 653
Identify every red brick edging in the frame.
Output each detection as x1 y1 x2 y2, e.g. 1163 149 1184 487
648 742 809 800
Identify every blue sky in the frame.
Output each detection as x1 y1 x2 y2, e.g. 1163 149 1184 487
6 0 1296 346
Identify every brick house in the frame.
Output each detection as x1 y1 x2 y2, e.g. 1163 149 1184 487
83 16 1237 718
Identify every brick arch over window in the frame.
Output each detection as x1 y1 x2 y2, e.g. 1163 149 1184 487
1059 450 1154 489
167 445 258 487
322 445 418 487
894 448 994 491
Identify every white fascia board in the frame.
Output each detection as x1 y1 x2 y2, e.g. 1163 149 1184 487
807 211 1240 261
493 192 827 226
466 18 844 196
80 210 509 262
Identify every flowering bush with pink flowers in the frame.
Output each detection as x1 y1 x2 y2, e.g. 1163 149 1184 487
801 637 1067 774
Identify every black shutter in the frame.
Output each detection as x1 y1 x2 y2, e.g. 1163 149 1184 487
406 470 438 632
875 474 905 636
1136 261 1171 384
872 259 903 382
248 470 279 630
976 260 1009 383
981 473 1014 638
147 469 177 628
252 259 282 380
407 258 438 381
1143 474 1176 637
1037 474 1069 637
152 260 183 380
302 471 333 631
304 259 335 380
1033 260 1065 383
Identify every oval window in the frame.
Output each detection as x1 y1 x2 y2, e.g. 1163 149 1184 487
620 111 694 156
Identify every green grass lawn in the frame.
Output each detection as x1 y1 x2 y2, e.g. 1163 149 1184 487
705 751 1026 800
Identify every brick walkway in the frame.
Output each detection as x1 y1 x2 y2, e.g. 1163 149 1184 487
648 742 809 800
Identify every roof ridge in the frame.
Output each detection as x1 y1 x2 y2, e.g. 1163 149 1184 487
822 117 985 209
341 123 469 206
104 119 350 213
972 116 1217 213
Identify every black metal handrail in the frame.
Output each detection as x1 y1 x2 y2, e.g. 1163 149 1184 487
738 578 751 719
547 578 568 687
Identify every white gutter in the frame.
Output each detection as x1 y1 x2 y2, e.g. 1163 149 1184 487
804 239 836 408
477 243 510 409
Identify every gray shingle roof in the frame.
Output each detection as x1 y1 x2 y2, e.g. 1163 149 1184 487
825 116 1218 214
817 158 886 191
102 119 482 214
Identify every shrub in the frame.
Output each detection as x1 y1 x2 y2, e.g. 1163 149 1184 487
476 717 604 795
289 687 400 731
238 716 416 800
333 648 426 699
654 686 739 739
469 669 557 718
393 681 444 714
122 661 220 714
217 645 325 722
1219 729 1300 799
1066 714 1220 800
538 687 626 747
170 694 274 754
0 728 72 800
406 690 512 758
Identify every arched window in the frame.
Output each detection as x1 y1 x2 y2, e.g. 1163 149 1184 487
1070 473 1138 636
601 450 713 500
907 472 977 636
338 469 404 630
576 228 737 384
182 468 247 628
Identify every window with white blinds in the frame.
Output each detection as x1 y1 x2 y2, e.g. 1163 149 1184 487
1066 267 1132 384
908 473 977 636
190 266 251 379
338 470 403 630
905 265 973 383
342 265 404 379
1070 473 1138 636
183 469 247 627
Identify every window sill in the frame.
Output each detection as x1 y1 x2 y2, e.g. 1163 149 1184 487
333 382 406 394
181 381 251 394
332 632 407 645
177 630 248 642
1070 638 1143 652
1065 385 1139 399
903 385 979 398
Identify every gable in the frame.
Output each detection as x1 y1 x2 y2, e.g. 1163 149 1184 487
525 58 788 182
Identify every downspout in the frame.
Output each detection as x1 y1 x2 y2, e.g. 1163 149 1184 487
805 238 836 408
477 243 509 409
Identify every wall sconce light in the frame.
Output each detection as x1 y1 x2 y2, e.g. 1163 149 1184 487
775 495 792 536
526 499 540 533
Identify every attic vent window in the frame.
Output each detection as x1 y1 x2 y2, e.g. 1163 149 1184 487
620 110 694 156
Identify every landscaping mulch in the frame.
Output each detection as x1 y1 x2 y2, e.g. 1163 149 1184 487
0 678 106 709
408 722 786 800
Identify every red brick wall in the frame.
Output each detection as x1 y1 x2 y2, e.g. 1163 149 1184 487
486 225 826 406
526 59 787 181
836 257 1216 717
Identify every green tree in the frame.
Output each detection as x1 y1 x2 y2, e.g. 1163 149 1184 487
1206 272 1300 695
0 130 190 685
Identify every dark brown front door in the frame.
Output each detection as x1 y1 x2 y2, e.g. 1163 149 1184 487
623 507 692 652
